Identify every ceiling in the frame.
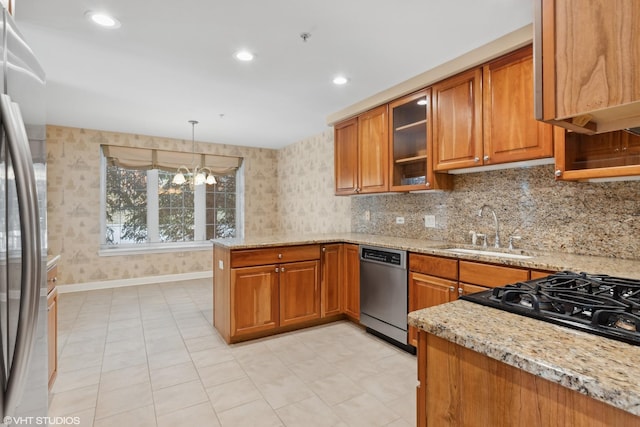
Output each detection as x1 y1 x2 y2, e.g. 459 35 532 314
16 0 533 149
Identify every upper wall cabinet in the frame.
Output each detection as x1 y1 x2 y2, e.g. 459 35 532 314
483 46 554 164
432 68 483 171
389 89 451 191
535 0 640 134
433 46 554 172
334 105 389 195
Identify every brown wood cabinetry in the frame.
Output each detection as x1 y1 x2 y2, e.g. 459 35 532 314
389 89 451 192
321 244 343 317
334 106 389 195
535 0 640 135
279 260 320 327
343 244 360 321
417 331 639 427
554 129 640 180
433 68 483 171
47 264 58 390
215 244 322 343
483 45 554 164
459 260 529 288
434 46 554 171
408 254 458 346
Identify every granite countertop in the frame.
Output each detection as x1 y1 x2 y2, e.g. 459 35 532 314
212 232 640 279
408 300 640 416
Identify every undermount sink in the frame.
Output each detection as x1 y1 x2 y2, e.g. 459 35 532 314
443 248 533 260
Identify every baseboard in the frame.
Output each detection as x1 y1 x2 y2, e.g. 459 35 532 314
56 271 213 294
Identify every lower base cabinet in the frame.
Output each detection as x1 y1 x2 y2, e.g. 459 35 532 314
417 331 639 426
231 265 279 337
343 244 360 321
279 260 320 327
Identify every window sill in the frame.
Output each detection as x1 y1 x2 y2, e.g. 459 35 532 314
98 241 213 257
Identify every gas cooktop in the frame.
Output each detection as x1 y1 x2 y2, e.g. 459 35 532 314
460 271 640 346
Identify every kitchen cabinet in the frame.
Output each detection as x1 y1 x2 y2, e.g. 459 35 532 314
434 46 554 171
408 254 458 346
483 45 554 164
554 128 640 181
47 263 58 390
432 68 483 171
459 260 529 294
389 89 452 192
214 244 322 343
321 244 343 317
343 243 360 321
417 331 639 427
535 0 640 135
334 105 389 195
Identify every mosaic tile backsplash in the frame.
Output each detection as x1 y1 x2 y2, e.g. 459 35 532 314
352 165 640 259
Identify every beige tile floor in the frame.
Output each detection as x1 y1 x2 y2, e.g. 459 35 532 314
49 278 417 426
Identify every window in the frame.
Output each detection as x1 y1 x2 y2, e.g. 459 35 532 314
101 146 241 251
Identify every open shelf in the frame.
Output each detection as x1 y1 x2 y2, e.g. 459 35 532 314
395 119 427 132
395 154 427 164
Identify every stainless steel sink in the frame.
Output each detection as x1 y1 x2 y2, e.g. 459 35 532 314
443 248 533 260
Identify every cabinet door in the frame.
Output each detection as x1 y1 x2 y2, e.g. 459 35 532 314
459 261 529 287
231 265 279 337
321 244 343 317
343 244 360 321
358 105 389 193
408 272 456 347
433 68 483 171
334 118 359 195
47 288 58 390
483 45 554 164
280 260 321 327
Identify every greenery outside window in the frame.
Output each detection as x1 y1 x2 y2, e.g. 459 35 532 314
100 145 241 252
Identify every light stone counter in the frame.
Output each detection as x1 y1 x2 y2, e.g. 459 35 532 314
408 300 640 416
212 232 640 279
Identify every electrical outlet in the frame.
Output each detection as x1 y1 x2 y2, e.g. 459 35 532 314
218 260 224 270
395 216 405 224
364 210 371 221
424 215 436 228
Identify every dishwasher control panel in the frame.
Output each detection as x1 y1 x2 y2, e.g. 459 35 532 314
360 246 406 267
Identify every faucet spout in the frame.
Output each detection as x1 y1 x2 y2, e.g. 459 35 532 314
478 204 500 248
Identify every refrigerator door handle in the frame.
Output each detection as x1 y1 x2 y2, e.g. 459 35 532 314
0 93 42 418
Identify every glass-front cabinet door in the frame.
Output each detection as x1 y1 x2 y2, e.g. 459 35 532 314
389 89 451 192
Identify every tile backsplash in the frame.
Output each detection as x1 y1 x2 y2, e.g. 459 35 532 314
352 165 640 259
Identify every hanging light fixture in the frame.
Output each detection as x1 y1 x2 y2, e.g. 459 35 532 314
172 120 217 187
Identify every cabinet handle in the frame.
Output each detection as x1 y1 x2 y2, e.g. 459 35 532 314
425 182 430 188
275 267 279 273
48 276 57 283
458 288 463 295
449 286 455 292
483 155 489 162
322 247 326 252
281 267 286 273
554 169 562 177
474 157 480 163
278 253 283 259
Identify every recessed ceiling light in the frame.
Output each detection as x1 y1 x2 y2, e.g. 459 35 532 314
85 11 121 28
235 50 254 61
333 76 348 85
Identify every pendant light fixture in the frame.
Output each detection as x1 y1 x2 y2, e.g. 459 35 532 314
172 120 217 187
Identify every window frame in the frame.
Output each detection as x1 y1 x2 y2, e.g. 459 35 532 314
99 151 243 256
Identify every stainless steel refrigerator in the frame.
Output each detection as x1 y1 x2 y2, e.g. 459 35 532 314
0 5 48 424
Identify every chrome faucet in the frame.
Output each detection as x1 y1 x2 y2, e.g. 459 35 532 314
478 205 500 248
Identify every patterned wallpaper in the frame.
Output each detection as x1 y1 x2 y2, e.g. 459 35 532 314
276 129 351 234
352 165 640 259
46 125 279 285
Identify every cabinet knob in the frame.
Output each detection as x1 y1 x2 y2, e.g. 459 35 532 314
281 267 285 273
275 267 279 273
458 288 463 295
483 155 490 162
554 169 562 177
278 253 283 259
425 182 430 188
449 286 455 292
474 157 480 163
48 277 57 283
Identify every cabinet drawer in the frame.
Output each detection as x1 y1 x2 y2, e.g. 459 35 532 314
409 254 458 280
231 245 321 268
459 261 528 288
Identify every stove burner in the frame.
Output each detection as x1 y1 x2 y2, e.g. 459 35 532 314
461 271 640 346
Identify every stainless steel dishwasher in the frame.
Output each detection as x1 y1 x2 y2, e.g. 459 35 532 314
359 245 409 348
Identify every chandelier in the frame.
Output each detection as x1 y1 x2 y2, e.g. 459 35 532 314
172 120 217 186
